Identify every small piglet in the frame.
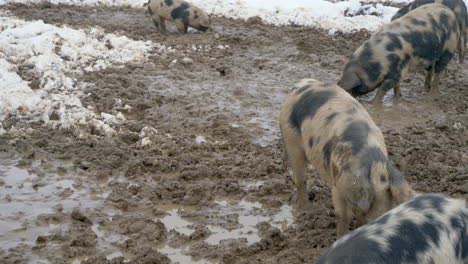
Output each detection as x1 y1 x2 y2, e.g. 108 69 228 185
279 79 414 236
316 193 468 264
339 4 460 103
147 0 210 34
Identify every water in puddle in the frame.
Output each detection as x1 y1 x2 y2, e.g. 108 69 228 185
156 207 214 264
91 224 132 260
0 158 102 251
154 199 294 263
158 209 194 236
159 245 212 264
207 200 294 245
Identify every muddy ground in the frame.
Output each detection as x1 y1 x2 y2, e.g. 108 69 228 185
0 2 467 264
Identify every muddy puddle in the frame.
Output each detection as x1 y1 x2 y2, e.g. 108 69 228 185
0 158 103 251
154 197 294 263
0 155 296 264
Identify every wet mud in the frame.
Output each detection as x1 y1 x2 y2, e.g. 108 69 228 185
1 2 467 264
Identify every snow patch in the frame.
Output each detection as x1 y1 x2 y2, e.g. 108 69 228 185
195 135 207 144
193 0 400 33
0 16 153 134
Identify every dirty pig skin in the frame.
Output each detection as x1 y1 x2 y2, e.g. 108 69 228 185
392 0 468 64
316 193 468 264
279 78 415 237
147 0 210 34
339 4 460 104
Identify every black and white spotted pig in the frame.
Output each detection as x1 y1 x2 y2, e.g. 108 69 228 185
147 0 210 34
339 4 460 104
279 79 415 236
392 0 468 64
316 193 468 264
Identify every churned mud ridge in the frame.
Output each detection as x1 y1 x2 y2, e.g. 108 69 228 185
0 2 467 264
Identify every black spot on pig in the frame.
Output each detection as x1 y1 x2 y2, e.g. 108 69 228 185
309 137 314 147
342 121 370 154
401 31 441 62
456 236 468 260
435 50 455 73
386 54 401 80
386 33 402 51
453 213 468 259
405 194 447 213
442 0 457 9
160 2 163 7
164 0 173 6
325 112 338 124
198 25 209 32
289 90 334 131
386 219 443 262
323 141 333 165
450 216 462 229
360 147 387 175
171 3 190 24
388 162 410 189
194 10 199 19
316 231 385 264
410 18 427 26
439 12 450 26
359 45 382 82
148 6 154 15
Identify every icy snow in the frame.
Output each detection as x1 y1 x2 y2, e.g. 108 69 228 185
194 0 400 33
0 16 152 133
0 58 42 117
